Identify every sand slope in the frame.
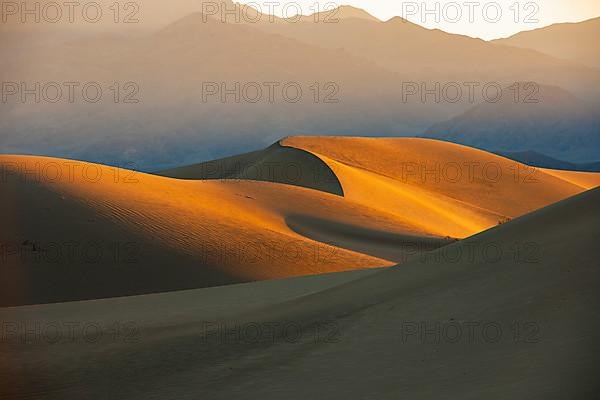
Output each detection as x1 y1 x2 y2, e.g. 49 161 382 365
1 138 597 305
158 143 344 196
2 186 598 399
540 168 600 189
0 154 437 306
281 136 594 237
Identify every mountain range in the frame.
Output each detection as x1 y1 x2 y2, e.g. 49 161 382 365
1 4 599 169
423 83 600 162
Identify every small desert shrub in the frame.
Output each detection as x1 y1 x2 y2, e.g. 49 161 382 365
498 217 512 225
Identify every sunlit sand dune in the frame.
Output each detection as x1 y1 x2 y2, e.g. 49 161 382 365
540 168 600 189
164 136 594 239
1 138 596 305
0 154 431 306
282 136 594 237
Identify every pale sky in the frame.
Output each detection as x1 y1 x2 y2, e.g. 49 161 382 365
236 0 600 40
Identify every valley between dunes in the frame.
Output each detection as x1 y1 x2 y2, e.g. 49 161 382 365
1 137 599 306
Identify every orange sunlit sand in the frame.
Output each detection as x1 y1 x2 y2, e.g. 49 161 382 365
1 137 598 306
3 3 600 398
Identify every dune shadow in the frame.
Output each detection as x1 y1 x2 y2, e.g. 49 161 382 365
286 214 454 263
157 142 344 196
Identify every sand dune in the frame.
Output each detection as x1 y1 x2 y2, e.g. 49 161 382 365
540 168 600 189
1 138 597 306
2 185 597 399
281 136 592 237
0 153 427 306
164 137 595 239
286 214 450 262
158 143 344 196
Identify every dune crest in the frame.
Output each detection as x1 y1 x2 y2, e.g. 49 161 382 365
0 153 409 305
281 136 595 237
540 168 600 189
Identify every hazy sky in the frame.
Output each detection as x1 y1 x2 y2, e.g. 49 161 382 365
237 0 600 39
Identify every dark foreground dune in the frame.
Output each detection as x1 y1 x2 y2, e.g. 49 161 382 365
1 187 598 399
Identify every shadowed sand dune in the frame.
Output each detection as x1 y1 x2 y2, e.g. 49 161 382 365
286 214 450 263
158 143 344 196
1 187 598 399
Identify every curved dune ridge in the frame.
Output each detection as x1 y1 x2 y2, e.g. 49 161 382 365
281 136 600 237
1 137 598 305
158 143 345 196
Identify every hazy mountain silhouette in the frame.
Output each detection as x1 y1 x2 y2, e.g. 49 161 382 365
497 150 600 172
253 7 600 100
424 83 600 162
494 17 600 68
2 4 599 169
